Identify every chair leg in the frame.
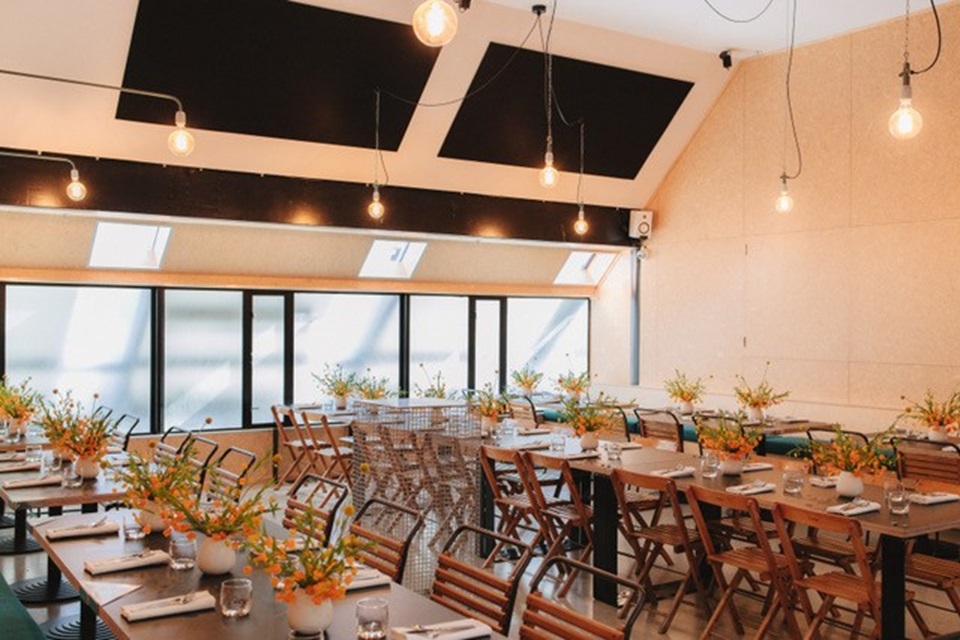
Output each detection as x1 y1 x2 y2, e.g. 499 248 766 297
906 600 931 638
701 568 746 639
804 594 835 640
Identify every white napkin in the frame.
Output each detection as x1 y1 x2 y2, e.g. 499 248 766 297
120 591 216 622
346 568 391 591
809 476 839 488
513 440 549 451
0 462 41 473
619 442 644 450
563 452 601 460
910 491 960 505
3 474 62 489
85 550 171 575
47 520 121 540
390 619 493 639
742 462 775 472
518 428 552 436
726 481 776 495
650 465 696 478
826 500 881 516
0 453 26 462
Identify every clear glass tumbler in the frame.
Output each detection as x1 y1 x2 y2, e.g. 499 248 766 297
356 596 388 640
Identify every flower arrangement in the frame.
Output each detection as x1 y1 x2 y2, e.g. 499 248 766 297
734 364 789 409
0 376 43 422
470 384 506 419
511 365 543 396
357 370 392 400
556 371 591 398
312 364 358 400
559 391 621 436
112 441 202 534
40 391 114 462
664 369 708 405
242 502 372 604
803 426 891 476
696 416 761 460
899 390 960 434
415 364 447 399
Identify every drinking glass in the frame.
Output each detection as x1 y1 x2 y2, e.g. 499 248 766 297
700 451 720 479
61 463 82 488
501 418 518 437
883 478 900 505
5 421 22 444
549 435 566 452
220 579 253 618
25 444 43 465
123 519 145 541
782 468 805 495
356 596 388 639
604 442 622 462
46 450 63 472
888 485 911 516
169 537 197 571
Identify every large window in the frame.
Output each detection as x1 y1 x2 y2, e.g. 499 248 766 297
164 290 243 430
251 295 286 424
5 285 151 431
410 296 468 396
294 293 400 403
507 298 589 387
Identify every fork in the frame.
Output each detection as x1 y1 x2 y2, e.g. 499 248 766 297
136 592 196 612
57 516 108 532
407 623 477 637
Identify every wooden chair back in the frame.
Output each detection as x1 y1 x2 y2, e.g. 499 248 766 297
520 557 644 639
93 405 114 421
479 445 525 501
302 411 353 487
431 524 532 636
522 451 588 520
153 426 191 466
685 485 777 561
284 473 349 544
635 409 683 452
349 497 424 584
895 437 960 482
509 396 540 427
205 446 257 504
186 434 219 488
611 468 686 541
806 426 868 446
107 414 141 452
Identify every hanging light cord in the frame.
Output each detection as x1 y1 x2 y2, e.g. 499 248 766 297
0 68 183 111
576 122 585 207
702 0 776 24
782 0 802 182
537 0 580 130
904 0 942 76
0 150 78 172
372 89 389 188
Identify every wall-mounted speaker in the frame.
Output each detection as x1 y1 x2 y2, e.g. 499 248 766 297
629 209 653 239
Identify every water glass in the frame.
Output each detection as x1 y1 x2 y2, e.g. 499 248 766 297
888 484 911 516
61 463 82 488
782 468 805 495
501 419 518 437
220 578 253 618
123 519 145 541
700 451 720 479
604 442 622 462
169 537 197 571
46 450 63 472
25 444 43 465
5 422 22 444
356 596 388 639
549 435 566 452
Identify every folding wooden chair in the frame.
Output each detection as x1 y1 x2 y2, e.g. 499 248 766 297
421 432 477 546
635 409 684 452
271 404 315 484
509 396 541 429
520 557 645 639
204 446 256 504
284 474 349 546
349 497 424 584
301 411 354 488
106 414 141 453
895 438 960 483
431 524 532 636
152 426 191 466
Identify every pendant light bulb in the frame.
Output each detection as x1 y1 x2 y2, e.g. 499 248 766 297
574 207 588 235
368 187 385 220
539 151 559 189
168 109 196 156
412 0 458 47
774 175 793 214
66 168 87 202
889 70 922 140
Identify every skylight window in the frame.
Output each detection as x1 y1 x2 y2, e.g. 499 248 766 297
89 222 171 270
554 251 616 286
359 240 427 279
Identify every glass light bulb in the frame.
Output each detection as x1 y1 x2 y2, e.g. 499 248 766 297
775 189 793 214
368 189 385 220
574 216 588 235
889 98 923 140
539 152 559 189
168 126 196 156
66 169 86 202
412 0 458 47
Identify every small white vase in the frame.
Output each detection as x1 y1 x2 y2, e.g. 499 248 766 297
521 386 535 398
720 458 744 476
287 592 334 635
569 391 582 403
927 427 949 442
10 418 28 436
74 456 101 479
580 432 599 451
137 503 167 534
335 395 348 410
197 537 236 575
680 401 694 415
837 471 864 499
481 416 497 437
746 406 764 422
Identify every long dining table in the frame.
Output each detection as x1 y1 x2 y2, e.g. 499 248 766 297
489 434 960 639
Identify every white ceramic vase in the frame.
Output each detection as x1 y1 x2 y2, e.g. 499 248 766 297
569 391 582 403
481 416 497 437
746 406 764 422
287 592 334 635
927 426 949 442
836 471 864 498
197 537 236 575
10 418 28 437
137 503 167 534
580 432 599 451
680 401 694 415
335 395 348 410
720 458 744 476
74 456 101 479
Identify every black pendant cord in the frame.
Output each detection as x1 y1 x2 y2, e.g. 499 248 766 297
906 0 942 76
703 0 776 24
782 0 802 183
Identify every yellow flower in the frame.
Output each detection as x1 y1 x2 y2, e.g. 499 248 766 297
343 504 355 517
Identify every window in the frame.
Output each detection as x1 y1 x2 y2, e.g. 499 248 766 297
294 293 400 403
410 296 469 396
358 240 427 279
5 285 151 431
554 251 616 286
251 295 286 424
507 298 589 386
89 222 171 270
164 290 243 429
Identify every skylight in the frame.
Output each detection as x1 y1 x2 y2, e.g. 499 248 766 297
359 240 427 279
89 222 171 270
554 251 616 286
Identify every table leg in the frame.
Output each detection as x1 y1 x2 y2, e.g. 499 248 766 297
592 474 619 605
0 507 41 554
0 500 14 529
881 535 906 639
479 468 494 557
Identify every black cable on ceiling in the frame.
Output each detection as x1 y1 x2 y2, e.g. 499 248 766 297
703 0 777 24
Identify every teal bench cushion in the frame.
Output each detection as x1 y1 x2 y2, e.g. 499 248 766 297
0 574 44 640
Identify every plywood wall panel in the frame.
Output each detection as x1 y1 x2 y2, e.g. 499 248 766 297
850 361 960 412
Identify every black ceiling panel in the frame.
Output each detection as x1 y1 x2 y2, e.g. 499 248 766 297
439 44 693 180
116 0 439 150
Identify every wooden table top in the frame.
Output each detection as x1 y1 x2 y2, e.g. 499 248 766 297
31 511 506 640
0 435 49 453
0 467 123 510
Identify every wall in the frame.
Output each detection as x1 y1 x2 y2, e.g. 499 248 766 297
593 4 960 431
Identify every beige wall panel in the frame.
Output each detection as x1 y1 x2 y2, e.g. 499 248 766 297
591 254 632 384
849 219 960 366
0 213 95 268
743 229 851 362
849 361 960 412
637 248 659 388
741 355 849 407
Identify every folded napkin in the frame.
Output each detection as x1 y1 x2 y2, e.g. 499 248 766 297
650 465 696 478
826 500 881 516
85 550 171 575
780 417 808 424
518 427 552 436
742 462 775 473
563 452 600 460
3 474 62 489
47 520 120 540
0 462 41 473
0 453 26 462
618 442 645 450
120 591 216 622
726 481 776 495
346 568 392 591
513 440 550 451
390 619 493 640
809 475 839 488
910 491 960 506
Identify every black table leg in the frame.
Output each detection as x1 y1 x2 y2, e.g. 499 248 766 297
12 505 78 602
0 507 41 554
0 500 14 529
881 535 906 639
592 474 619 605
479 468 494 557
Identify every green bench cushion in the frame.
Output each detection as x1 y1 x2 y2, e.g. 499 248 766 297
0 574 44 640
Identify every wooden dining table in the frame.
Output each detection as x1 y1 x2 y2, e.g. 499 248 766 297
31 510 507 640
